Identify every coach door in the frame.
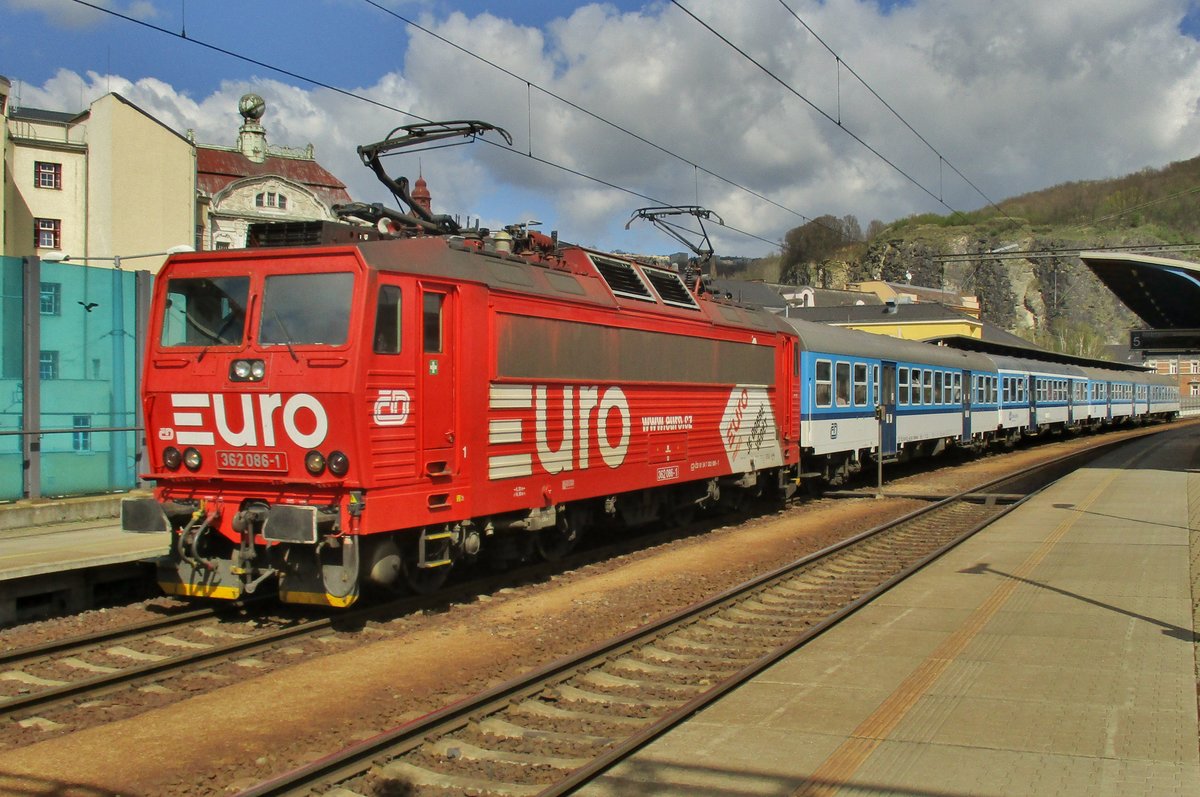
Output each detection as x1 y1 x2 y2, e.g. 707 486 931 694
1027 375 1037 431
962 369 972 440
880 361 898 456
420 286 457 477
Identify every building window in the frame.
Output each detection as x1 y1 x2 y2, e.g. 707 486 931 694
1190 361 1198 375
34 218 61 249
40 282 61 315
255 191 287 209
35 161 62 190
39 350 59 380
72 415 92 452
1169 360 1178 375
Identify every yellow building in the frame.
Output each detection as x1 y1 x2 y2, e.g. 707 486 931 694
788 301 983 341
2 89 195 273
848 280 981 319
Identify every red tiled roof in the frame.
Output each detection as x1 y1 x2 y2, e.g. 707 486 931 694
197 147 351 206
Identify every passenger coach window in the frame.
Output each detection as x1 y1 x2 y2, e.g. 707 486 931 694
923 370 934 405
373 285 402 354
853 363 868 406
898 368 909 405
835 362 851 407
815 360 832 407
260 273 353 346
160 276 249 347
911 369 922 405
934 371 943 404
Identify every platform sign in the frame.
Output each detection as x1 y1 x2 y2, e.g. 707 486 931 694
1130 328 1200 353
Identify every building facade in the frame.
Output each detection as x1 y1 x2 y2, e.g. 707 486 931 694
195 94 351 250
2 90 195 273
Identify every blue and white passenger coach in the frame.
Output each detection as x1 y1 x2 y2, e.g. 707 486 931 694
784 319 992 484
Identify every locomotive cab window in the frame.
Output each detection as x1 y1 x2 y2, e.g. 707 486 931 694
260 273 353 346
160 276 249 347
373 285 402 354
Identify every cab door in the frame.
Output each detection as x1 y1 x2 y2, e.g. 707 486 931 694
420 286 457 477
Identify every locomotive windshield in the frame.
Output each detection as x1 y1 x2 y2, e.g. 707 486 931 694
160 276 250 347
259 272 354 346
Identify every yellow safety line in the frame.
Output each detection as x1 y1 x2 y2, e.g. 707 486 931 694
792 465 1126 797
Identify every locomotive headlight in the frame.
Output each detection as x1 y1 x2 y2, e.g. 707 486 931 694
183 447 203 471
304 450 326 475
229 359 266 382
163 446 182 470
327 450 349 477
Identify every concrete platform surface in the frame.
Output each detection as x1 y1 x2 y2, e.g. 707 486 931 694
0 519 167 581
581 425 1200 797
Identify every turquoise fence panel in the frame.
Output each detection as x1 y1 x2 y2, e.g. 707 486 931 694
0 257 22 501
37 262 139 496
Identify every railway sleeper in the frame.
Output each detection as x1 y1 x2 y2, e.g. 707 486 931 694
548 683 675 710
376 760 541 797
669 626 766 649
474 716 616 748
635 642 746 667
721 604 806 624
428 737 591 771
697 614 769 631
580 668 696 697
511 698 646 727
653 635 764 661
607 654 699 682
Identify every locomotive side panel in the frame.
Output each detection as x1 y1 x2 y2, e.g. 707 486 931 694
477 310 785 517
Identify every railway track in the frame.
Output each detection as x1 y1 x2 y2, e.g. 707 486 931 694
0 509 776 730
235 438 1125 797
0 601 335 722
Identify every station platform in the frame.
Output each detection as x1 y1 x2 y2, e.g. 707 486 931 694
581 424 1200 796
0 499 167 625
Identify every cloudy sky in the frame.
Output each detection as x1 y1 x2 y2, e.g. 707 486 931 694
4 0 1200 255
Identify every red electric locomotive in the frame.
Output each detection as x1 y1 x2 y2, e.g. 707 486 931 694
122 122 801 606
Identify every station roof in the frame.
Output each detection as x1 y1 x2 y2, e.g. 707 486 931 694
927 331 1148 372
1079 251 1200 329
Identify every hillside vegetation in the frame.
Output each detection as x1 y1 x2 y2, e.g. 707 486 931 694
736 153 1200 358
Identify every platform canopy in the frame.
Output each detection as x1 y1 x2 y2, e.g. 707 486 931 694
1079 251 1200 329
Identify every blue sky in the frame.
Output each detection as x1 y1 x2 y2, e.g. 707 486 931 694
5 1 1200 256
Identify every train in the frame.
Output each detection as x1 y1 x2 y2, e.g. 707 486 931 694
120 122 1180 607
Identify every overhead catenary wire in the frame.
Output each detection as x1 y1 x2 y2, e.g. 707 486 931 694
357 0 835 233
772 0 1016 225
65 0 780 251
670 0 980 225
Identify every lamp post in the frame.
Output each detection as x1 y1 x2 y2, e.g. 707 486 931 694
40 246 192 490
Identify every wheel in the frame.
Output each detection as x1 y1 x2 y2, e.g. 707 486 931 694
402 545 451 595
535 512 581 561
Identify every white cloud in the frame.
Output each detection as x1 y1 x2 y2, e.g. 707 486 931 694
14 0 1200 255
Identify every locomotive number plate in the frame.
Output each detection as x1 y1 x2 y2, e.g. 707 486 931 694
216 450 289 472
